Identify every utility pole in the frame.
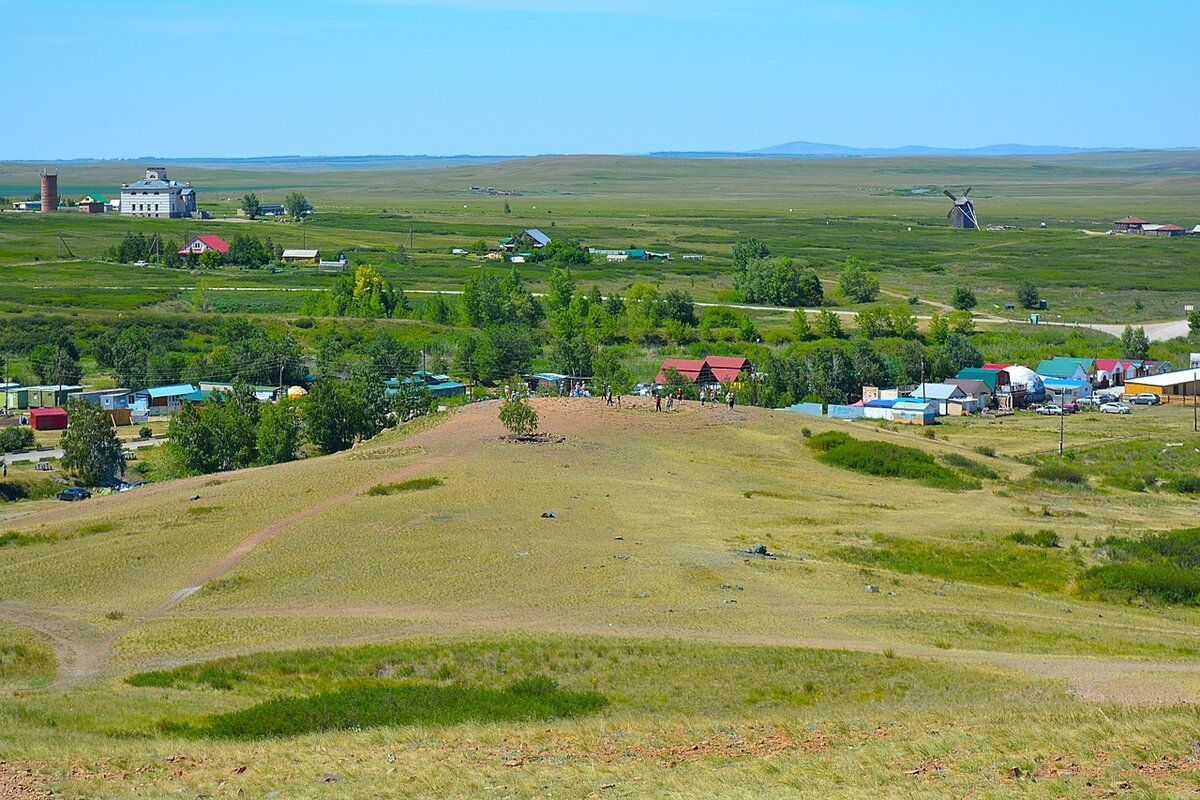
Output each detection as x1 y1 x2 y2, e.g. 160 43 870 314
1059 404 1065 456
1194 370 1197 433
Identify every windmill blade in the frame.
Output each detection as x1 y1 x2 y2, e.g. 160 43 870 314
964 202 979 229
962 187 972 196
947 208 954 220
942 189 958 201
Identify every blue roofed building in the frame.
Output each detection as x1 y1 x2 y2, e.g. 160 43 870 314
119 167 197 218
131 383 197 416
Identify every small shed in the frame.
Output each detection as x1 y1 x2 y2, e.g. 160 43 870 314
30 407 68 431
27 385 83 408
281 249 320 264
4 387 30 410
906 382 966 416
1042 378 1093 404
891 399 939 425
132 383 197 416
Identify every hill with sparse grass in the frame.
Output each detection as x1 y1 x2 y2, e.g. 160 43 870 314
1 398 1200 797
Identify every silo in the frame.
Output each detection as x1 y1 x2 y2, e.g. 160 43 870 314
40 171 58 213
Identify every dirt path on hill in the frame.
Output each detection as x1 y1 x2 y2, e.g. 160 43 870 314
0 603 110 688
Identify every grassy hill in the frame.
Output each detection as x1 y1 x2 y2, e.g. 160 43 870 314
1 399 1199 796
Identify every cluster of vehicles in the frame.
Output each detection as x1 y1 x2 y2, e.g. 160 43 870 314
56 479 149 502
1035 392 1160 417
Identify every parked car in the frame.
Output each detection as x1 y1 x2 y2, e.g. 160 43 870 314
1062 402 1079 414
1036 404 1065 415
1076 397 1102 408
56 487 91 502
1130 393 1161 405
1095 392 1119 404
1100 402 1131 415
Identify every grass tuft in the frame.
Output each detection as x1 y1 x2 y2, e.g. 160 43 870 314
365 477 443 496
808 432 978 491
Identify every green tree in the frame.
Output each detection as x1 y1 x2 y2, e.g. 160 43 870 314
503 200 511 214
225 233 271 267
546 266 577 312
927 312 950 345
1190 309 1200 339
928 333 984 380
476 324 537 383
854 306 890 339
256 400 302 465
364 331 417 379
240 192 261 219
60 399 125 485
1017 280 1040 310
592 348 634 393
285 191 309 221
0 426 35 454
951 286 977 311
499 396 538 436
791 309 812 341
890 306 919 339
837 257 880 303
947 310 975 336
814 309 844 339
29 341 82 385
303 380 360 454
199 248 223 269
731 237 770 273
1120 325 1150 360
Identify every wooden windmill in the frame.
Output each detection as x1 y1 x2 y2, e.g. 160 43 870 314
944 188 979 229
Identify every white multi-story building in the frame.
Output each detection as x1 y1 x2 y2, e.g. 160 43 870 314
119 167 197 218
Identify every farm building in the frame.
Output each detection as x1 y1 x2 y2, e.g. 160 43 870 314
1036 357 1092 382
624 249 648 261
178 234 229 256
281 249 320 264
68 388 130 411
943 378 993 409
1042 378 1093 404
120 167 197 218
197 382 281 402
656 359 712 386
868 398 938 425
29 407 68 432
131 384 196 416
238 203 286 217
26 385 83 408
955 367 1010 394
501 229 551 251
1123 370 1200 400
3 387 29 410
1114 216 1149 233
11 200 41 211
77 193 107 213
1144 224 1187 237
906 382 966 415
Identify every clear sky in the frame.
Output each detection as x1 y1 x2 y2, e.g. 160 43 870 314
1 0 1196 159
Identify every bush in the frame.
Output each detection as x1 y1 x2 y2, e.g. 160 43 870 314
808 432 977 490
1170 475 1200 494
499 397 538 436
800 427 812 438
1030 462 1087 486
973 445 996 458
365 477 442 496
138 426 154 439
1080 563 1200 605
805 431 851 453
942 453 999 480
1008 530 1060 548
0 426 35 454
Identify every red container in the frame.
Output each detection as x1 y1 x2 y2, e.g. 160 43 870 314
29 407 68 431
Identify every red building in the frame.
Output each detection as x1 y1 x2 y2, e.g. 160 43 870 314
29 407 68 431
177 234 230 256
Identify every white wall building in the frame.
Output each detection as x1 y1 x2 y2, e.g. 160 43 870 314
120 167 197 218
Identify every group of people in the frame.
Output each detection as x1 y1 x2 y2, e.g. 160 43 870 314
650 385 736 412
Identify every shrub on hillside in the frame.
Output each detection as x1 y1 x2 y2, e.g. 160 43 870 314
942 453 998 480
1170 475 1200 494
0 426 34 454
1008 529 1060 548
1079 563 1200 606
1030 463 1087 486
808 432 977 491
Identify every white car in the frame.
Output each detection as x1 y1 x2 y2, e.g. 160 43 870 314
1036 404 1064 415
1100 402 1131 414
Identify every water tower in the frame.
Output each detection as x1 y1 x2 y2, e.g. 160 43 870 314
40 170 58 213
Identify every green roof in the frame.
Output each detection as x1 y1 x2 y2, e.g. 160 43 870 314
1036 358 1092 379
955 368 1001 392
81 193 108 203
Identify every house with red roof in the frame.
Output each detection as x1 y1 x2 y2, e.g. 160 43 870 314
178 234 229 256
655 355 752 387
1114 216 1149 233
704 356 752 384
655 358 711 386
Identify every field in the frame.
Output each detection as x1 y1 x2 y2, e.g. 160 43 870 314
2 152 1200 324
2 399 1200 797
3 153 1200 797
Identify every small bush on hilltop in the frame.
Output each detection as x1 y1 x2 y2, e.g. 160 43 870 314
499 397 538 436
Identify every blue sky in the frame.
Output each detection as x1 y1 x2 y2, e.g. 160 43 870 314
1 0 1196 158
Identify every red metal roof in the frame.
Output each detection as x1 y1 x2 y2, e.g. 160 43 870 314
178 234 230 254
982 363 1009 370
29 407 67 417
705 356 749 369
1156 224 1186 232
655 358 705 385
1114 216 1149 224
